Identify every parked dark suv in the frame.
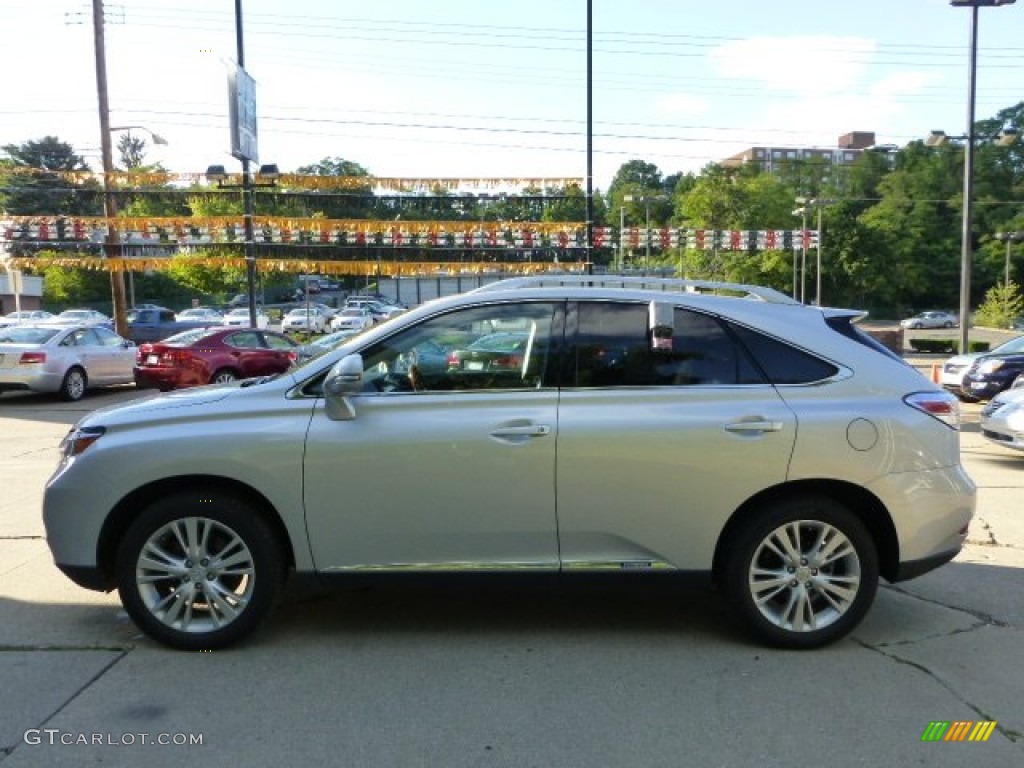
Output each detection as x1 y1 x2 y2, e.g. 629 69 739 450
962 351 1024 400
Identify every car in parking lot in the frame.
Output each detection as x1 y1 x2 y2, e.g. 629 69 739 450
446 331 530 373
940 335 1024 397
281 306 332 334
979 388 1024 452
43 276 974 651
330 306 375 332
0 309 55 328
0 323 136 401
175 307 225 324
133 327 298 390
900 310 957 330
46 308 114 328
221 307 270 329
961 347 1024 401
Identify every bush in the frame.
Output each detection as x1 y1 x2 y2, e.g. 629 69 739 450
908 338 956 353
968 341 991 353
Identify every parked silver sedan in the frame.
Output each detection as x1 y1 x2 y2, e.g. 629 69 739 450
0 324 136 401
900 310 957 329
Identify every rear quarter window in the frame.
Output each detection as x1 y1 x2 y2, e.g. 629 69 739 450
729 324 839 384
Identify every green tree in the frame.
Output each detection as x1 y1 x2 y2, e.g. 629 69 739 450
974 281 1024 329
0 136 98 217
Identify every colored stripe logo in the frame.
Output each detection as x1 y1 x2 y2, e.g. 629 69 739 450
921 721 997 742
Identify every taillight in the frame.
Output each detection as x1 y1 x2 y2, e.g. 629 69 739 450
447 352 459 367
493 355 518 369
904 391 961 430
19 351 46 364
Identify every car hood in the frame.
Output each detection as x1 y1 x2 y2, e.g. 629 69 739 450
77 373 297 428
945 351 984 367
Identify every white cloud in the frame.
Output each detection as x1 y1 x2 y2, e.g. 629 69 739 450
654 93 711 117
869 70 942 98
710 36 876 94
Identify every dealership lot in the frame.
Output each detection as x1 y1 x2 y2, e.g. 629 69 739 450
0 384 1022 766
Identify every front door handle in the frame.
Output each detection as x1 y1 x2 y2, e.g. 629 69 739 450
490 425 551 438
724 420 783 434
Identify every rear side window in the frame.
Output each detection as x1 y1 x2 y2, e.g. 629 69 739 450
730 324 839 384
571 302 764 387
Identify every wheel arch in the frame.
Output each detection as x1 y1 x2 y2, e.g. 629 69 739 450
711 479 899 584
95 474 296 589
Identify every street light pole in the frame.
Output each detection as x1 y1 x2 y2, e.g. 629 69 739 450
949 0 1017 352
793 202 809 303
995 231 1024 286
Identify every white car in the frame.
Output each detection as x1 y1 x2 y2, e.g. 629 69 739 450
330 307 375 331
221 308 269 329
0 323 135 401
940 335 1024 396
281 306 331 334
175 307 225 323
0 310 55 327
980 387 1024 452
47 309 114 328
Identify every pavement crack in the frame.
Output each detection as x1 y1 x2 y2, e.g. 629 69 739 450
883 584 1012 629
855 640 1018 744
2 647 133 760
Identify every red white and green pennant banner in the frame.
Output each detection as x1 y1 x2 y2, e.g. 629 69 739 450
3 217 820 251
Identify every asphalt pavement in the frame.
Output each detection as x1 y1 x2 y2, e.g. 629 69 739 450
0 380 1022 767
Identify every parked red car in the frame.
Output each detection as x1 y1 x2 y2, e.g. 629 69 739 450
134 327 299 391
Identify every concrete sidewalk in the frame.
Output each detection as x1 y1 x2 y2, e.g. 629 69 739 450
0 390 1021 767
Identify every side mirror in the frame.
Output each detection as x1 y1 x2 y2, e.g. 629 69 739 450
649 301 674 352
323 353 364 421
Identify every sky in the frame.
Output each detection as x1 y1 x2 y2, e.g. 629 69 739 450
2 0 1023 191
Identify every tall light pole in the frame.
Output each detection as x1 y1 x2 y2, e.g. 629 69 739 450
994 231 1024 286
792 204 808 302
624 194 667 271
948 0 1017 351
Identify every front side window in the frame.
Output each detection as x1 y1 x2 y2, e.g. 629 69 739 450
358 302 560 393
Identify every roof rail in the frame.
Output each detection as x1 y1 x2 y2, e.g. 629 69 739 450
470 275 799 304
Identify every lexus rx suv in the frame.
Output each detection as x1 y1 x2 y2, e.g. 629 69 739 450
43 276 975 650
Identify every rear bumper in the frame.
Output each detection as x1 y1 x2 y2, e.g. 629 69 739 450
891 547 961 582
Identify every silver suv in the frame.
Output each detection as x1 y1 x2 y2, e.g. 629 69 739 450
43 277 975 650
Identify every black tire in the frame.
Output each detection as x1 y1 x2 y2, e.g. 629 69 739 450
210 368 239 385
59 367 87 402
116 490 285 650
723 496 879 649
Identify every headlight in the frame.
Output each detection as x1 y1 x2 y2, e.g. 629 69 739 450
977 359 1006 375
59 426 106 459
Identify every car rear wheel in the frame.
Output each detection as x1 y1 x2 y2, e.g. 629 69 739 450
210 368 238 385
723 496 878 649
116 491 285 650
59 367 87 401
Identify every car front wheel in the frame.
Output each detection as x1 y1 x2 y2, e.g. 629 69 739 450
116 491 286 650
723 496 878 649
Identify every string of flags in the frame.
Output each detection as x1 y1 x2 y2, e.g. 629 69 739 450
2 217 821 252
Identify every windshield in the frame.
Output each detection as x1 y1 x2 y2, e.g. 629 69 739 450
992 336 1024 355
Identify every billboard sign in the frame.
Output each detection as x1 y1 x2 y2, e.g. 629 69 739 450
228 64 259 163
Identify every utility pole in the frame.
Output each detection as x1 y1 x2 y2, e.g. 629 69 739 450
91 0 128 336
